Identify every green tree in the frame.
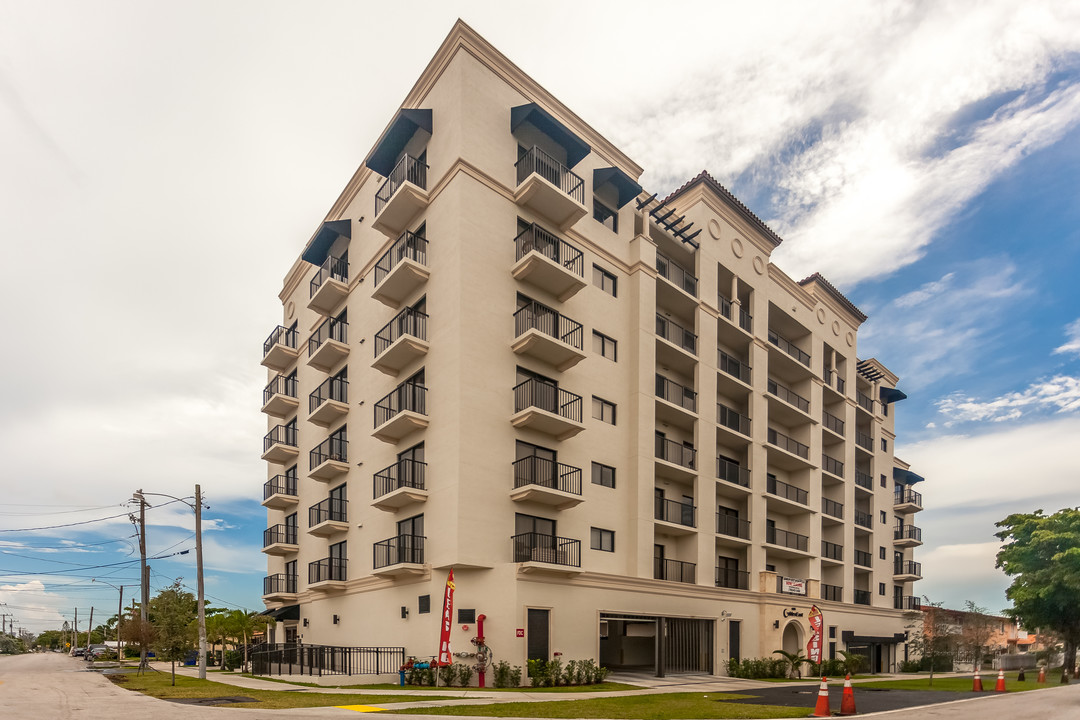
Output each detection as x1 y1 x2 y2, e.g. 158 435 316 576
772 649 808 679
996 508 1080 679
223 610 271 672
150 580 197 685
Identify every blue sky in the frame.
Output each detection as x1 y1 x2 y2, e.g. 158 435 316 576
1 1 1079 633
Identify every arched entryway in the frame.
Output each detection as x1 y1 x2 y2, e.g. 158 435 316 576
782 621 802 655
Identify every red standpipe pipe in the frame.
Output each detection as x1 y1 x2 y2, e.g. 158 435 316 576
477 613 487 688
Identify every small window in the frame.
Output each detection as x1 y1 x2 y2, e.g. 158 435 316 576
593 265 617 297
594 199 618 233
881 438 888 452
883 403 889 417
458 609 476 624
593 331 617 361
591 462 615 488
880 474 887 488
592 396 616 424
766 563 776 572
418 595 431 614
880 511 887 524
829 641 836 660
879 547 886 560
590 527 615 552
878 583 886 596
828 626 836 639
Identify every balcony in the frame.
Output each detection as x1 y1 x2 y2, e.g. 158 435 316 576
895 525 923 547
718 350 752 388
821 584 843 602
307 377 347 428
372 231 429 308
308 557 347 591
853 589 872 606
765 526 809 554
510 456 583 509
372 534 426 577
821 497 844 521
373 154 428 237
655 497 696 535
766 475 808 508
856 391 875 415
655 435 697 482
307 317 349 372
372 459 428 511
716 513 750 540
308 254 349 315
262 325 299 371
718 296 753 335
655 251 698 297
768 329 811 368
512 532 581 574
262 475 298 509
514 145 587 230
717 403 751 439
654 557 696 584
511 223 585 301
894 488 923 513
307 497 348 537
262 524 298 555
262 573 298 601
824 369 846 398
656 313 697 355
373 381 428 443
854 549 873 568
895 595 921 611
855 470 873 492
309 435 349 481
373 306 429 376
655 375 697 430
511 379 584 440
822 453 845 479
512 300 585 371
854 510 873 530
717 457 751 490
894 560 923 581
855 431 874 452
262 425 298 463
766 427 812 469
822 410 845 438
262 374 298 418
767 379 810 414
821 540 844 563
716 567 750 590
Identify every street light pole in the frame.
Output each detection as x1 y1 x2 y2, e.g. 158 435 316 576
92 580 130 662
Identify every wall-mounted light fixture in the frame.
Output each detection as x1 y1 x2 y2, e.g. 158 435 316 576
303 618 309 627
401 606 409 619
333 615 340 625
773 620 779 629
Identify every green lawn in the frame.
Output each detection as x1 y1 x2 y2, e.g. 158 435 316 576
391 692 809 718
855 674 1056 693
759 674 873 682
107 671 455 709
241 674 640 692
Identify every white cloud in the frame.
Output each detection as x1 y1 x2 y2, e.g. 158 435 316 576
936 375 1080 425
1053 318 1080 357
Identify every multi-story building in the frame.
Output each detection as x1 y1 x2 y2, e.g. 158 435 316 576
259 20 924 677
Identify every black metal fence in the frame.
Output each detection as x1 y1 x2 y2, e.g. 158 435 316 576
375 154 427 215
656 252 698 296
374 458 427 498
308 316 348 356
310 435 348 469
715 567 749 590
767 379 809 413
512 456 582 495
309 376 348 415
654 557 696 584
654 497 696 527
717 457 751 487
655 434 696 470
716 513 750 539
374 230 428 286
375 306 429 356
373 534 425 568
515 145 584 204
263 325 298 356
656 313 697 353
310 253 349 298
263 374 298 404
768 330 811 366
718 350 752 383
263 424 298 452
767 475 808 505
717 402 750 435
512 532 580 567
513 223 583 276
514 300 583 348
309 497 347 526
513 378 581 421
656 374 697 411
766 526 808 552
374 382 427 427
251 643 404 677
264 475 297 500
308 557 347 583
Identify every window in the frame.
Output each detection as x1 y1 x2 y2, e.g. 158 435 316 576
881 438 888 452
879 582 886 596
418 595 431 614
883 403 889 417
458 609 476 623
766 563 776 572
593 199 618 233
879 546 886 560
591 462 615 488
828 626 836 639
593 331 617 361
593 264 617 296
592 396 616 424
880 511 887 524
591 527 615 552
880 474 887 488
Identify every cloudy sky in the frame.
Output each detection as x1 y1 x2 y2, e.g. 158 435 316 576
2 0 1079 634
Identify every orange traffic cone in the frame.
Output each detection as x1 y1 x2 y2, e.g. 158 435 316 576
812 677 832 717
1038 666 1046 684
839 674 857 715
972 669 983 692
994 668 1006 692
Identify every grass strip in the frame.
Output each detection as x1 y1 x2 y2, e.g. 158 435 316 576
240 674 640 692
854 675 1055 692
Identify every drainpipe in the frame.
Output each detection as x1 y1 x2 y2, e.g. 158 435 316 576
476 614 487 688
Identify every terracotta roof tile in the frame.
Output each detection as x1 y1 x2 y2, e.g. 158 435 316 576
663 170 784 248
798 271 868 323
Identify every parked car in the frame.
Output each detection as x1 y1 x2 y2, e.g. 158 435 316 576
85 644 109 660
71 647 86 657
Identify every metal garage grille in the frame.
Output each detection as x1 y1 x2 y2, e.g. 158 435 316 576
663 618 713 674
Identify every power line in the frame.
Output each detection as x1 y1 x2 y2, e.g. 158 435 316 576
0 511 132 533
0 505 125 517
0 548 190 577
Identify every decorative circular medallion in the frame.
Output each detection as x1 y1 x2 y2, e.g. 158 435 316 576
752 256 765 275
286 301 295 320
709 219 722 240
816 308 826 324
831 320 841 336
731 238 744 257
846 331 855 347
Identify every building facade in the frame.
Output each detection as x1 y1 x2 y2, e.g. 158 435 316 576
259 21 924 677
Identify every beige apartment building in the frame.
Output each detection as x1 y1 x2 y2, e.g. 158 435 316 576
259 20 924 677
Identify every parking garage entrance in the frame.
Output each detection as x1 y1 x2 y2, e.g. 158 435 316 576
599 613 714 676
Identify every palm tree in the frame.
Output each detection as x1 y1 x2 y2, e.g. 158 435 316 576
223 610 270 672
773 649 809 679
839 650 865 676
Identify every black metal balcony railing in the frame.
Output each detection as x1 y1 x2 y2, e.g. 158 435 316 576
512 532 581 567
853 589 872 606
263 524 297 547
718 350 752 384
717 296 753 333
856 391 875 413
716 514 750 539
767 428 809 459
513 222 584 277
766 526 809 552
822 453 845 478
263 375 298 405
767 379 810 413
375 154 427 215
654 557 696 584
309 376 348 415
855 471 873 491
655 434 696 470
515 145 584 204
655 497 696 527
716 567 750 590
824 369 846 395
822 540 844 561
767 476 808 505
308 316 348 357
821 584 843 602
263 573 297 596
717 403 751 436
375 381 428 427
263 325 298 357
854 549 873 567
373 458 427 498
310 253 349 299
308 557 347 584
375 306 428 356
894 560 922 576
513 456 582 496
374 230 428 286
656 374 697 412
515 300 583 349
656 313 697 354
895 488 923 507
717 457 751 488
373 534 425 568
854 510 873 529
656 252 698 296
264 475 297 500
895 525 923 542
309 497 347 527
822 497 844 519
513 378 582 422
768 330 811 367
855 431 874 451
263 425 298 453
310 435 347 470
822 410 844 435
895 596 921 610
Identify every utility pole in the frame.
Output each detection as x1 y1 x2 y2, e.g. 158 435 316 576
86 606 94 648
195 483 207 680
73 607 78 653
136 488 149 671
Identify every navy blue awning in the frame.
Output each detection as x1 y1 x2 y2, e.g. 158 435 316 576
301 220 351 266
880 387 908 404
261 604 300 621
893 467 925 485
511 103 590 168
594 167 642 209
364 108 433 177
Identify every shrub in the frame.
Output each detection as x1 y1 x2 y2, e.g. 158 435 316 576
899 660 921 673
223 650 242 671
456 663 473 687
494 660 512 688
728 657 789 679
439 664 456 687
510 664 522 687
